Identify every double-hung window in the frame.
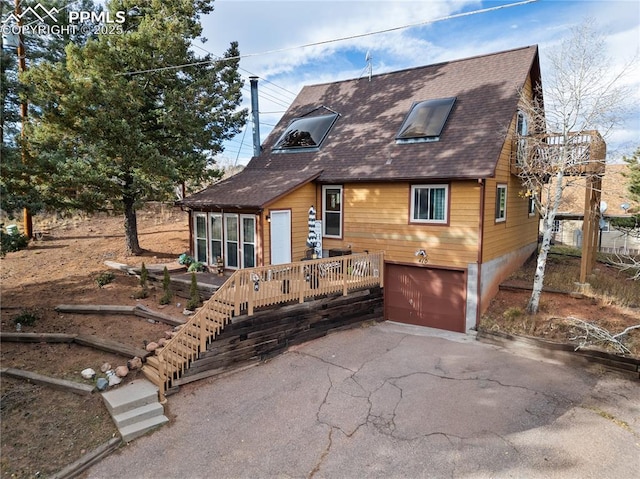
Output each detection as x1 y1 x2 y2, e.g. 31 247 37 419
323 185 343 238
194 214 208 263
496 185 507 222
411 185 448 223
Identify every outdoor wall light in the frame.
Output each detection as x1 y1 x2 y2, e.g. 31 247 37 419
415 249 429 264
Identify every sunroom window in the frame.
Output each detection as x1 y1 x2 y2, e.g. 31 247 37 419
396 97 456 143
273 111 338 150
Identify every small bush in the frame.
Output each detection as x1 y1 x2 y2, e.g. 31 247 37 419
0 227 29 257
95 271 115 288
140 262 148 288
186 272 200 311
503 307 523 321
132 288 149 299
12 310 38 328
159 266 173 305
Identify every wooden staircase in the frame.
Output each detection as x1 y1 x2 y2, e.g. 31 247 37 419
142 252 385 400
142 291 235 400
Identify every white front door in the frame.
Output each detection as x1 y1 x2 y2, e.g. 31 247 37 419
270 210 291 264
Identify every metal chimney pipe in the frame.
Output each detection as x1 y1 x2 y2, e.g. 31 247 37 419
249 76 261 157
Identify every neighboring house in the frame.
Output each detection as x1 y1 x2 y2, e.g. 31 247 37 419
549 164 640 254
179 46 545 333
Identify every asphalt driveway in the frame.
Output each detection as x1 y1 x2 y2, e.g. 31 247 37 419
86 322 640 479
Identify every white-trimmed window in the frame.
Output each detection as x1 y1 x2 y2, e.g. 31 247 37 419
323 185 343 238
224 214 239 269
411 184 449 223
241 214 256 268
210 213 222 262
194 213 208 263
496 184 507 222
516 110 528 165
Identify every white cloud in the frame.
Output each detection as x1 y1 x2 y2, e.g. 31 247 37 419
200 0 640 164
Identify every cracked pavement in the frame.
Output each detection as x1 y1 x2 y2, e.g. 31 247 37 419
87 322 640 479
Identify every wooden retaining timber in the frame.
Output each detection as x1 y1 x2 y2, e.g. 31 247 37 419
477 330 640 377
55 304 185 327
142 252 385 399
74 335 148 359
0 332 149 359
177 288 383 385
0 367 95 395
0 332 76 343
147 272 217 301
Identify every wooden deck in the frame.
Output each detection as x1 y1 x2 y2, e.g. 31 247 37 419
142 252 385 399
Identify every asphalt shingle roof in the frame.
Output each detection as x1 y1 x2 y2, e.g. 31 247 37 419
181 45 540 209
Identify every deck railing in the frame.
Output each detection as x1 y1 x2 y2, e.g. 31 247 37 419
143 251 384 399
512 130 606 177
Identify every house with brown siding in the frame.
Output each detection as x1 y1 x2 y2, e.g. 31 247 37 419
179 45 543 333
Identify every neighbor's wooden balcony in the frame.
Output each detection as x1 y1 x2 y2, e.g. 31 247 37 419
511 130 606 177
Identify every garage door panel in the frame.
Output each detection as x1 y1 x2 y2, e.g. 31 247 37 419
385 264 466 333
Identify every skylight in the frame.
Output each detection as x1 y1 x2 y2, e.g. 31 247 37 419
273 112 338 150
396 97 456 143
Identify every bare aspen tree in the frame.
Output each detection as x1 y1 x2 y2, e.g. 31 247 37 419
515 18 636 314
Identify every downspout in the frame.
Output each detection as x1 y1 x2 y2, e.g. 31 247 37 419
476 178 486 329
249 76 261 157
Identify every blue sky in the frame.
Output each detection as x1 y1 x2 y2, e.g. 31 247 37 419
197 0 640 166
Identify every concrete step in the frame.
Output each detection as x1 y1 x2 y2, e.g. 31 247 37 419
112 402 165 429
102 379 159 416
119 414 169 443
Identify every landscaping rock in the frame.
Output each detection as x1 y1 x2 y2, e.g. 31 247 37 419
157 338 166 347
127 357 143 370
106 370 121 386
115 365 129 378
96 377 109 391
145 341 159 352
81 368 96 380
164 331 174 339
100 362 112 373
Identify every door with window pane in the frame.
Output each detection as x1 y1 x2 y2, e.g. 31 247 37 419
194 214 208 263
224 214 239 269
241 215 256 268
210 214 222 264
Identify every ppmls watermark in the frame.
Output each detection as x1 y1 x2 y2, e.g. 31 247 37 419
1 4 125 37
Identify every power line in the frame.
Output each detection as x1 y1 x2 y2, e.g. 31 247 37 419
119 0 539 77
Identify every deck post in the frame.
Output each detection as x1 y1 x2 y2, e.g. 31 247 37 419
299 265 305 303
343 256 348 296
198 313 207 351
234 276 241 317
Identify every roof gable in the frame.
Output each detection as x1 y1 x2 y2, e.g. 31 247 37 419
250 45 541 182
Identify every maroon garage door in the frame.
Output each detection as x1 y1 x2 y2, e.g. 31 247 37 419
384 264 466 333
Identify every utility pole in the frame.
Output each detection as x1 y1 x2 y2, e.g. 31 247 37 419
15 0 33 238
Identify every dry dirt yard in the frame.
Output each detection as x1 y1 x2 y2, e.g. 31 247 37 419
1 204 190 478
1 204 639 478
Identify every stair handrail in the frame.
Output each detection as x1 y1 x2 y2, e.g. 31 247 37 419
148 251 385 398
151 269 241 397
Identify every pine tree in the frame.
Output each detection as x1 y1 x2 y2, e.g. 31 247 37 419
186 272 200 311
159 266 173 305
22 0 246 254
623 147 640 203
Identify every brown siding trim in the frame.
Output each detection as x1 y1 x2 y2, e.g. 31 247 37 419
384 259 467 273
